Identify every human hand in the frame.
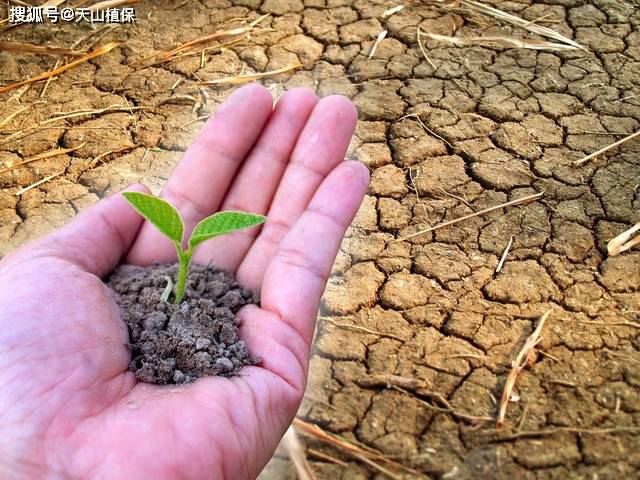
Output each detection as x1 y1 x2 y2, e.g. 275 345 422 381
0 84 368 479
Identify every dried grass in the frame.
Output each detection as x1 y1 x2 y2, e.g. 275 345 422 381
416 27 437 70
307 448 348 467
393 191 544 242
495 235 514 274
392 386 493 423
382 5 404 18
460 0 585 51
293 418 419 479
0 101 45 130
42 104 147 125
86 145 133 169
368 30 387 58
0 42 121 94
0 41 81 56
154 14 269 62
0 144 85 175
419 31 577 51
573 129 640 165
359 374 429 390
283 426 316 480
15 171 63 196
574 319 640 329
320 316 404 342
496 309 551 430
498 425 640 441
608 222 640 256
200 62 302 86
0 104 146 147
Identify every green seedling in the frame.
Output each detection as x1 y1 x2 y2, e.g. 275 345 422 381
122 192 266 303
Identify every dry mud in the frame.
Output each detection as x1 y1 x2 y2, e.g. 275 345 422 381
0 1 639 478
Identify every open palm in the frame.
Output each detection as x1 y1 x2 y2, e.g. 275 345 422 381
0 84 368 479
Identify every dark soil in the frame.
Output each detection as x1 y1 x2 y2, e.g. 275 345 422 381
108 263 259 385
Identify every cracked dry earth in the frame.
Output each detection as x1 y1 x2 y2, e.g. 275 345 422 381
1 0 639 478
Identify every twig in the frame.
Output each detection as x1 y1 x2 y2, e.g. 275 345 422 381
392 191 544 242
14 171 63 196
399 113 454 149
155 14 268 62
607 222 640 256
495 235 514 274
573 130 640 165
497 309 551 430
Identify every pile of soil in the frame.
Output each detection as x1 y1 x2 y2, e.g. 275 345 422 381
108 263 259 385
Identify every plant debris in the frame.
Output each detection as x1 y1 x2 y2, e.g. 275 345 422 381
607 222 640 256
0 42 122 94
199 62 303 86
497 309 551 430
393 191 544 242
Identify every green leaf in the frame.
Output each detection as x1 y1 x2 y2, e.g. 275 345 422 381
189 211 266 249
122 192 184 243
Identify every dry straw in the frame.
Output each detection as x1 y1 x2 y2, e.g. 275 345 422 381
0 41 81 55
607 222 640 257
495 235 514 274
496 309 551 429
382 5 404 18
150 14 269 63
293 418 419 479
199 62 302 86
283 426 316 480
368 30 388 58
460 0 585 51
573 129 640 165
15 171 64 196
0 42 122 94
393 191 544 242
420 31 577 51
0 144 85 175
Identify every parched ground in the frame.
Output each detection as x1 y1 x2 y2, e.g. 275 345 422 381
1 1 639 478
